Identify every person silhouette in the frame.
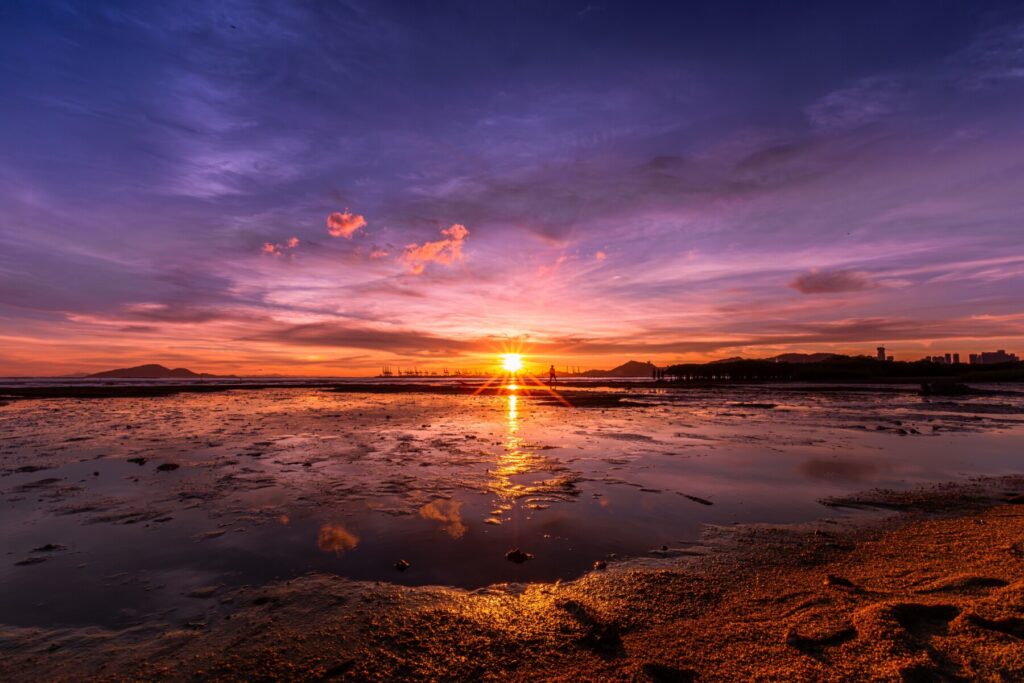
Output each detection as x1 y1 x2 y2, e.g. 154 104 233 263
548 364 556 386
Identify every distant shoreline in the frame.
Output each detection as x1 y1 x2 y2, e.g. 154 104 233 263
2 377 1022 402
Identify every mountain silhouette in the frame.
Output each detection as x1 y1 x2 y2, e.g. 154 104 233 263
87 364 226 379
579 360 657 377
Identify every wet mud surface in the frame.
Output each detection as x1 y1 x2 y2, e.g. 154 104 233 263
1 384 1023 680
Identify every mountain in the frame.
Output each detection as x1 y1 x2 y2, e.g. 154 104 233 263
87 364 225 379
579 360 657 377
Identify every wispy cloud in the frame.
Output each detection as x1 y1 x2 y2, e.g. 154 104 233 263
790 269 875 294
402 224 469 275
262 236 300 256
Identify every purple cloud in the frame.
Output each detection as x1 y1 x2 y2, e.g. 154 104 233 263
790 270 876 295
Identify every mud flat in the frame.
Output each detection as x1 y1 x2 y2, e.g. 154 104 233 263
0 477 1022 681
1 386 1023 680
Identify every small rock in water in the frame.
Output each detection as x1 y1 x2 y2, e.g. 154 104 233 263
126 457 147 466
394 559 410 572
156 463 180 472
593 560 607 570
32 544 66 553
505 548 534 564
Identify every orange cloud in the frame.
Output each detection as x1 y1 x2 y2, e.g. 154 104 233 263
327 210 367 238
595 251 607 262
261 236 300 256
402 223 469 274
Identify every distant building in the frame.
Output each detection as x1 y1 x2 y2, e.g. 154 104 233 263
952 353 960 365
876 346 886 362
944 352 952 364
886 355 894 362
977 349 1020 364
969 354 980 365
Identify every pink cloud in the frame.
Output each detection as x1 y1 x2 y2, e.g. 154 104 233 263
595 251 607 262
369 247 390 259
327 210 367 238
261 236 300 257
402 223 469 275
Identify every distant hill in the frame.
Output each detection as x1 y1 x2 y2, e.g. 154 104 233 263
709 353 844 364
579 360 657 378
768 352 844 364
87 364 226 379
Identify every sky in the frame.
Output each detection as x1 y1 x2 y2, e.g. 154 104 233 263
2 0 1024 376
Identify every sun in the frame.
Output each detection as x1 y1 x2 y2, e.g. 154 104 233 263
501 353 524 373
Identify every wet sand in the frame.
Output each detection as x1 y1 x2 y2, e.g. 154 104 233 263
2 479 1023 681
1 384 1023 680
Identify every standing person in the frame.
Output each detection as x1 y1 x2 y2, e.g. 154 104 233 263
548 364 556 386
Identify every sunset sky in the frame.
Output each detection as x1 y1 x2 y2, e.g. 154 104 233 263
2 1 1024 376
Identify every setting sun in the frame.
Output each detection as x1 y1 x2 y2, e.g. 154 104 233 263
501 353 524 373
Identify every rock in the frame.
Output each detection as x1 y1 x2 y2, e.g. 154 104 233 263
824 574 856 589
126 457 147 465
156 463 180 472
394 559 410 572
31 544 66 553
505 548 534 563
593 560 607 570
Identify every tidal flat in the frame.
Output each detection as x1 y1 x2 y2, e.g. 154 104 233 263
2 383 1023 680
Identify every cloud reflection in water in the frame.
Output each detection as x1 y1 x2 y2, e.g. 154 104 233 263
419 499 467 538
317 523 359 555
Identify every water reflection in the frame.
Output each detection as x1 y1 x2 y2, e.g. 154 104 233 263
485 390 539 520
419 499 467 538
317 523 359 554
